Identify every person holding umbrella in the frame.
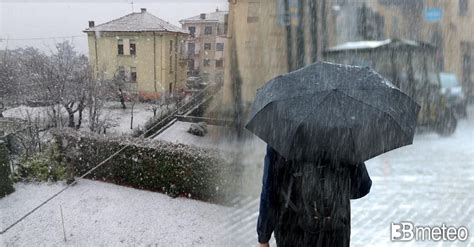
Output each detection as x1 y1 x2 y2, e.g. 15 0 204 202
246 62 420 247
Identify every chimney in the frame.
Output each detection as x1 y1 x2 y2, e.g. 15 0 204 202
141 8 147 13
89 21 95 28
200 13 206 20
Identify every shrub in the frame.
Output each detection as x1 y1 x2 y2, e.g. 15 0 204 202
51 128 239 203
15 144 67 182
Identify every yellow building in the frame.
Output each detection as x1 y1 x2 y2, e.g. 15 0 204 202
222 0 334 110
84 8 188 100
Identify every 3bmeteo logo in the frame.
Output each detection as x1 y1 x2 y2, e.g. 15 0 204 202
391 222 469 242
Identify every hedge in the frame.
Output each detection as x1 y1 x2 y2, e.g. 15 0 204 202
51 128 239 203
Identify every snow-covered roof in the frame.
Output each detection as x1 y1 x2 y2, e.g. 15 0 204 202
326 39 432 52
179 10 228 24
84 10 187 34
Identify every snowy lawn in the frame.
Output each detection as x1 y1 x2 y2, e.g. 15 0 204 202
2 102 170 136
0 179 231 246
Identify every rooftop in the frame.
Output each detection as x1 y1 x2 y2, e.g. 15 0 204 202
326 39 435 52
84 8 186 33
180 10 228 24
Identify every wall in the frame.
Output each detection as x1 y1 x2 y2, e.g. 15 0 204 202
222 0 335 112
182 18 227 84
87 31 187 100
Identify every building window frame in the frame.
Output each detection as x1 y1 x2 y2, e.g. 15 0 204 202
117 39 124 55
204 26 213 35
130 40 136 56
204 43 212 50
188 26 196 37
459 0 469 16
130 67 137 82
247 1 260 23
216 59 223 68
203 59 211 67
216 43 224 51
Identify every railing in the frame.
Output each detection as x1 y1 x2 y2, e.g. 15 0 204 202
143 83 222 138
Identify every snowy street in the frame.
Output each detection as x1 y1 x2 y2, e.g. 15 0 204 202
0 179 231 246
222 106 474 246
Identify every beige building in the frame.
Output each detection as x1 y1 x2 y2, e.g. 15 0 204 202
84 8 188 100
180 9 228 85
222 0 335 110
421 0 474 99
333 0 474 99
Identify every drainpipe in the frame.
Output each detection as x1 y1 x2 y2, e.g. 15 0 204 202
153 32 157 97
284 0 293 72
94 33 99 77
174 33 178 92
296 0 305 69
309 0 318 62
321 0 328 51
161 34 165 96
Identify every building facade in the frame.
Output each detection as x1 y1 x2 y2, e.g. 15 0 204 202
180 9 228 85
421 0 474 100
332 0 474 99
222 0 335 110
84 8 188 100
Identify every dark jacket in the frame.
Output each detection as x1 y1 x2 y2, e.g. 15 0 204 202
257 145 372 244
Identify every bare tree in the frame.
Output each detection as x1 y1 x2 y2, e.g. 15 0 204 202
20 42 92 129
0 49 21 107
87 70 114 133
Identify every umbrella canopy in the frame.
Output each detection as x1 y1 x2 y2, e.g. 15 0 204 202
245 62 420 163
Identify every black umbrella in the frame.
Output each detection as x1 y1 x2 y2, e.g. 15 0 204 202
245 62 420 163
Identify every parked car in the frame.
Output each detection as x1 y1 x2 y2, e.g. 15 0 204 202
439 72 467 118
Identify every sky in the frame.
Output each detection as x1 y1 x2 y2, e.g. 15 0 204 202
0 0 228 55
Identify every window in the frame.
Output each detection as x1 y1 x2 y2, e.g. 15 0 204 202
130 40 136 56
459 0 468 16
187 43 195 55
203 59 211 67
247 1 260 23
216 59 223 68
216 43 224 51
204 26 212 35
130 67 137 82
117 39 124 55
188 26 196 37
204 43 212 50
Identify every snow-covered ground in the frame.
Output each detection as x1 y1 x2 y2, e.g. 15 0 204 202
0 179 231 246
2 102 169 136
